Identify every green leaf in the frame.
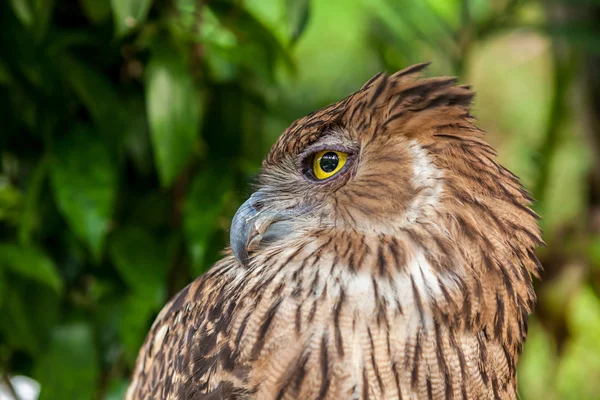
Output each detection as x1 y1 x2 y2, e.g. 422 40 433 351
287 0 311 43
556 286 600 399
545 23 600 56
79 0 111 23
18 156 49 244
104 378 129 400
517 320 558 400
31 0 55 40
183 169 233 274
0 243 62 292
146 40 202 186
0 180 23 225
64 58 127 141
9 0 55 39
0 285 39 354
0 281 59 355
0 269 5 309
34 322 99 400
9 0 34 27
565 285 600 339
119 294 157 363
0 60 12 84
209 2 296 80
108 227 169 363
109 227 169 298
110 0 152 37
123 95 153 176
50 126 117 258
589 235 600 270
556 0 600 4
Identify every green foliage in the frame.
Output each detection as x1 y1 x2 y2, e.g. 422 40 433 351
146 39 202 186
0 244 62 292
50 126 118 258
111 0 152 37
0 0 290 396
33 323 99 400
1 0 600 399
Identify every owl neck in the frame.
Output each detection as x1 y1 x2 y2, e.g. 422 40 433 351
232 226 527 398
249 225 534 353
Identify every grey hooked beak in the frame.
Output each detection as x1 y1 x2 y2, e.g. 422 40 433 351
230 191 287 267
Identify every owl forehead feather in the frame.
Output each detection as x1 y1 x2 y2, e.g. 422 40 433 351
265 63 475 166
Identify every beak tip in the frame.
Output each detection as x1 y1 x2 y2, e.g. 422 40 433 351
230 195 258 267
230 227 249 267
231 243 249 267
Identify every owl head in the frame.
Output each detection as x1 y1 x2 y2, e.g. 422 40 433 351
229 63 542 346
232 63 541 271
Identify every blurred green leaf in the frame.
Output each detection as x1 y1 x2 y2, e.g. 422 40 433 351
538 131 590 234
34 322 99 400
517 320 558 400
32 0 54 40
0 60 12 84
50 126 117 258
0 243 62 292
109 226 169 299
589 235 600 269
0 285 39 354
104 378 129 400
0 280 58 357
119 293 156 363
123 95 153 176
108 227 170 363
557 0 600 4
209 1 296 81
64 58 127 141
0 269 5 309
0 180 23 225
287 0 311 43
93 294 124 369
241 0 289 45
9 0 34 27
0 281 59 355
146 40 202 186
111 0 152 37
18 156 48 244
556 286 600 399
565 285 600 338
9 0 54 38
194 8 239 82
80 0 111 24
545 23 600 55
372 0 456 53
183 168 233 274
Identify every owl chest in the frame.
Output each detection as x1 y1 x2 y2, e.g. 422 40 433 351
227 273 429 400
204 250 514 399
224 288 511 400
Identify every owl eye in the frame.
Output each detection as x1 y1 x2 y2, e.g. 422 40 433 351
312 150 348 180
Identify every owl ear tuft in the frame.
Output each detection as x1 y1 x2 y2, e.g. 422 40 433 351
389 62 431 80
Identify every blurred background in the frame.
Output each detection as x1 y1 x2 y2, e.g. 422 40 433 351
1 0 599 398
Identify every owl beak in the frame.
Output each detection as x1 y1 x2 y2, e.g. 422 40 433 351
230 190 283 267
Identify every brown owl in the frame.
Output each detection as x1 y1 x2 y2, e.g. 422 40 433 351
126 63 542 400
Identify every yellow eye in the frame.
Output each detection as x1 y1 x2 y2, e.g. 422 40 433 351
312 150 348 180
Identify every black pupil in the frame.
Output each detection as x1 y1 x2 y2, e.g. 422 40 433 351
320 152 339 173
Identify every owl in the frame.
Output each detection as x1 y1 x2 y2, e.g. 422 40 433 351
126 63 542 400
